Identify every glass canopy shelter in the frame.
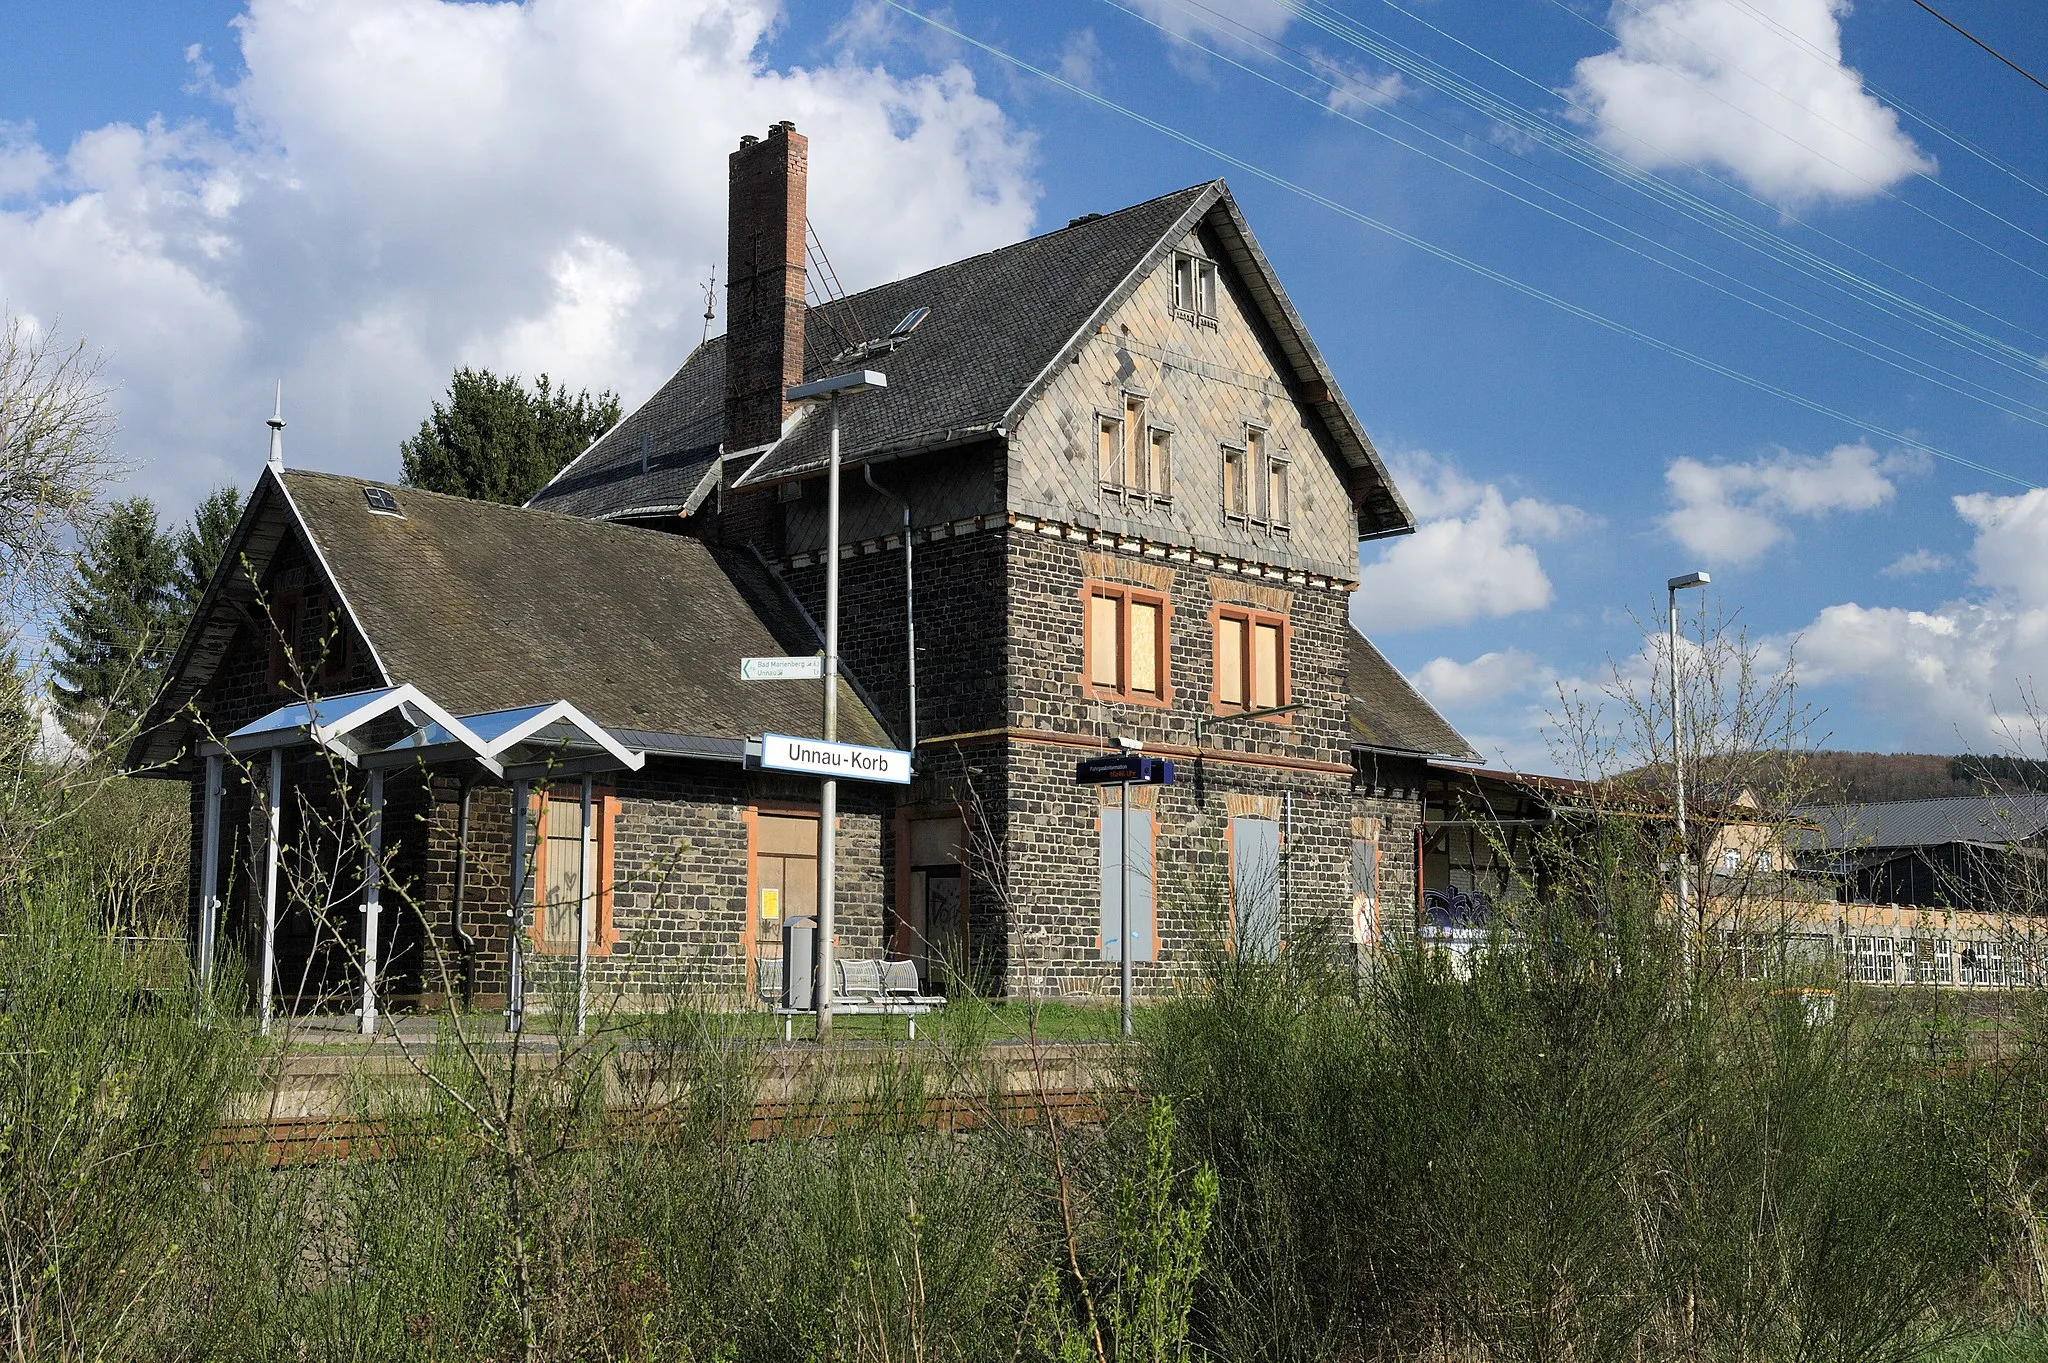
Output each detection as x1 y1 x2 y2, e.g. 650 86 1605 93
198 688 644 1037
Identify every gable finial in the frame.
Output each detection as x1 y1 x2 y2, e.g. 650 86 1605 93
266 381 285 472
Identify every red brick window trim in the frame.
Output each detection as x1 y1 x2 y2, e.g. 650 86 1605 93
1081 580 1173 707
1210 603 1290 718
530 785 620 956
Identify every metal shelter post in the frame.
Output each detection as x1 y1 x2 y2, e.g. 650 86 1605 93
359 768 385 1036
817 389 842 1041
577 774 592 1037
508 778 529 1035
197 753 223 1007
259 749 282 1037
1120 776 1133 1039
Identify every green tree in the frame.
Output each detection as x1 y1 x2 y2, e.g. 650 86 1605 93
399 367 620 505
172 485 241 618
48 498 177 746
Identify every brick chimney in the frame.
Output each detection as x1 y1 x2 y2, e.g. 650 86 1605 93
724 121 808 454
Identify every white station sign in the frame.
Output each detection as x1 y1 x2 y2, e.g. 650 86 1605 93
752 733 912 785
740 655 824 682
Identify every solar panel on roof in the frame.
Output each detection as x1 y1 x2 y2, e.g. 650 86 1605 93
363 486 403 516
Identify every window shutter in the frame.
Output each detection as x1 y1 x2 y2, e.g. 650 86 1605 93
1099 807 1156 961
1231 816 1281 960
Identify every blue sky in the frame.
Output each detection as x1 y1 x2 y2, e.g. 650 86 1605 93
5 0 2047 766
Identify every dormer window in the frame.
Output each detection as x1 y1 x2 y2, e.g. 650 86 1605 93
1173 253 1217 323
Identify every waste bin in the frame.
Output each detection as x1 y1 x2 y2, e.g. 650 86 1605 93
782 916 816 1011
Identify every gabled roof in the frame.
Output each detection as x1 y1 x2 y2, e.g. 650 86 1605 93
1348 629 1477 761
130 469 890 771
528 181 1411 537
1793 794 2048 852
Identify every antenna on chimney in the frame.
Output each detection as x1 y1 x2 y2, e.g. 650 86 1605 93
266 381 286 472
701 266 717 345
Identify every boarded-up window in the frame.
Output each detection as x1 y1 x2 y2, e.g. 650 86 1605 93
1129 600 1160 696
1214 607 1288 715
1125 398 1147 494
1083 582 1170 704
1231 816 1281 961
1248 431 1269 522
1215 615 1246 709
1223 445 1246 519
1351 833 1380 946
1100 804 1156 961
1150 429 1173 499
1269 452 1290 527
1087 592 1121 689
532 786 618 955
1098 415 1122 488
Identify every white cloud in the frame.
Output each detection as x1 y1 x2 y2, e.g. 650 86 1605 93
1568 0 1931 204
0 0 1038 517
1881 548 1950 578
1414 649 1553 709
1798 488 2048 747
1126 0 1299 49
1354 452 1593 633
1661 441 1910 564
1323 60 1407 116
1057 29 1105 91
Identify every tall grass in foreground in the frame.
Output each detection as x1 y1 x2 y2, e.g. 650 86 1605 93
1147 875 2005 1363
0 878 251 1361
12 859 2048 1359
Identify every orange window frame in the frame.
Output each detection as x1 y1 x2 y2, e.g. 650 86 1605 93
1209 603 1291 718
741 802 824 986
1079 580 1173 707
529 785 620 956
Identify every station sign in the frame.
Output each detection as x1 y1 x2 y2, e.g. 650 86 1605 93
750 733 912 785
740 656 824 682
1075 753 1176 786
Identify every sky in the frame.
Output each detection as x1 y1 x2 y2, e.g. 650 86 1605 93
4 0 2048 770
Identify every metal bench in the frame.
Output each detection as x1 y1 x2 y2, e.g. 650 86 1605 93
764 956 944 1039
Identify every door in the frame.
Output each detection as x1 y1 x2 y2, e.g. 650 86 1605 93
906 817 966 992
754 812 818 998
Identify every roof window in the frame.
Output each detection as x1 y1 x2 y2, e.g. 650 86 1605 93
363 486 405 518
889 306 931 339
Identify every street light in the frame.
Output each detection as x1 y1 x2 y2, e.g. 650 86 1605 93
1668 570 1710 959
786 369 889 1041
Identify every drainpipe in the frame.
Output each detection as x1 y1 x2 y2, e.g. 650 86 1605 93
452 776 478 1006
862 464 917 752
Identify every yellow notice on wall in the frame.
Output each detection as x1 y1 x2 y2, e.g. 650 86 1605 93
761 888 781 920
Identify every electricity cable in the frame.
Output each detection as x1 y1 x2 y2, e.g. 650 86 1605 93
1120 0 2048 427
881 2 2033 489
1906 0 2048 97
1292 0 2048 372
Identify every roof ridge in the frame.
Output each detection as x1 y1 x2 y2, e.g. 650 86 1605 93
817 180 1219 318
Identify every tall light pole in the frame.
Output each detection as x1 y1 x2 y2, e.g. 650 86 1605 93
1668 571 1710 959
786 369 888 1041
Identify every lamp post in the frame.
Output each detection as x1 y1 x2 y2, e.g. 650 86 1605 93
786 369 889 1041
1668 570 1710 962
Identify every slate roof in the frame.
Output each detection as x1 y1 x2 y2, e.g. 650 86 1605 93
1793 794 2048 852
528 181 1411 536
1348 629 1477 760
130 469 889 770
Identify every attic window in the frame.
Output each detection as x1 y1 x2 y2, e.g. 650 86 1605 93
363 487 404 518
1172 253 1217 324
890 306 931 339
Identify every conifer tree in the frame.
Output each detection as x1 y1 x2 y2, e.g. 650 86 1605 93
399 368 620 505
48 498 177 745
173 485 241 617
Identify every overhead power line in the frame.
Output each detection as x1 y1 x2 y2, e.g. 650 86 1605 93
881 1 2035 491
1907 0 2048 97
